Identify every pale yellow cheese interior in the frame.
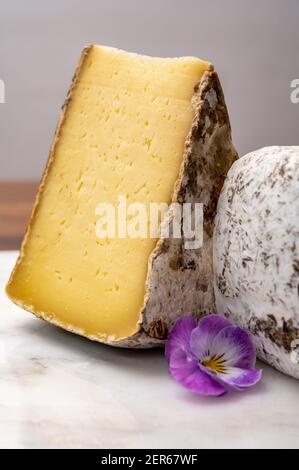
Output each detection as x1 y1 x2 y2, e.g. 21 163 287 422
6 45 209 341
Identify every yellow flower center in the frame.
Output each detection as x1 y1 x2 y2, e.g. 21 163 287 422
201 354 227 375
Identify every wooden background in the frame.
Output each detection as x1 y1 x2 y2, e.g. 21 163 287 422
0 182 38 250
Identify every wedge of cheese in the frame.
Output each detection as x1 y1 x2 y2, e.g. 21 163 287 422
6 45 237 347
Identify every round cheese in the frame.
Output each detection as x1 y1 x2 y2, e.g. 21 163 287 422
214 146 299 379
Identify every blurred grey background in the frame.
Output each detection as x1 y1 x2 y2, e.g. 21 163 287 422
0 0 298 180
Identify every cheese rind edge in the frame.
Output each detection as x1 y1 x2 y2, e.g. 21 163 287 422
116 68 238 347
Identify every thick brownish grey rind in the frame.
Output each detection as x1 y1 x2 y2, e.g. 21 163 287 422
114 70 238 347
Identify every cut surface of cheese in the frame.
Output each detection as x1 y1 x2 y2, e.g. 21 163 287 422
7 45 210 341
6 45 237 347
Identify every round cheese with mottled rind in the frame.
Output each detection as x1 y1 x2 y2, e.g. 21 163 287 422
214 146 299 379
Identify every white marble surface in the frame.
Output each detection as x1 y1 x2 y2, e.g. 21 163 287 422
0 251 298 449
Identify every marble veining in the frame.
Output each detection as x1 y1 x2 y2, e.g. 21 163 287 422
0 251 298 448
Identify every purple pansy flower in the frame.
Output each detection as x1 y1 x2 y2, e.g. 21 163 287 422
166 314 262 396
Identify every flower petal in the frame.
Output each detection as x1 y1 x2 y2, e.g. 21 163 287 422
211 326 256 369
190 314 232 360
169 349 226 396
212 366 262 391
165 316 196 362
